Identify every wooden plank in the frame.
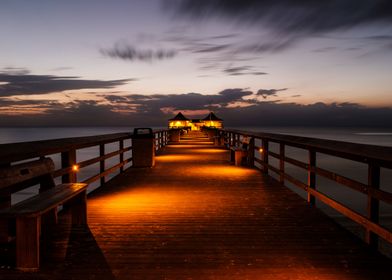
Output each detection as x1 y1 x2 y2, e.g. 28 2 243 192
52 146 132 178
0 183 87 217
119 140 124 173
61 150 76 183
223 129 392 168
82 158 131 185
262 139 268 174
284 156 308 170
100 144 105 186
307 151 316 206
2 130 392 279
0 158 54 191
279 143 285 184
365 163 381 249
0 133 132 165
307 187 392 244
16 216 40 271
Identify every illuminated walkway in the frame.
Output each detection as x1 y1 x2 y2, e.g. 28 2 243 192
2 131 392 279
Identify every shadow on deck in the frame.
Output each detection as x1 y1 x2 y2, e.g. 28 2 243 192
1 131 392 279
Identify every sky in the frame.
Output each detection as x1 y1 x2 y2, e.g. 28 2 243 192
0 0 392 127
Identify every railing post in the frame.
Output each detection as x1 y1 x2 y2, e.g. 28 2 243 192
159 132 162 149
119 139 124 173
279 143 285 184
307 150 316 206
61 149 76 183
365 163 380 249
99 144 105 186
0 163 11 242
262 139 269 174
248 137 255 167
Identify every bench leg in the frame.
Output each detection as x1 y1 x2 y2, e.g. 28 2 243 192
0 191 11 243
234 151 242 166
16 216 40 271
71 191 87 225
42 208 58 227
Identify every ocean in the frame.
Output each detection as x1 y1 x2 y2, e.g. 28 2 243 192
1 126 392 253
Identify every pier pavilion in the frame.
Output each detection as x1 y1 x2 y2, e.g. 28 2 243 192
0 128 392 279
168 112 224 130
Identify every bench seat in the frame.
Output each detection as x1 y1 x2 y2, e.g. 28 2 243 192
0 182 88 271
0 183 87 218
230 147 248 166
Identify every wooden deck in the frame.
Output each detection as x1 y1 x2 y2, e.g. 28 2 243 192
1 131 392 279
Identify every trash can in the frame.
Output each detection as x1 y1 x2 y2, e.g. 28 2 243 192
132 128 155 167
169 128 181 143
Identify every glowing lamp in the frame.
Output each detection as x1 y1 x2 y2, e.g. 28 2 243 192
259 148 264 153
72 165 80 172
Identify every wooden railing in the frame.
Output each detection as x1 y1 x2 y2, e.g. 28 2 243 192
207 128 392 250
0 130 169 197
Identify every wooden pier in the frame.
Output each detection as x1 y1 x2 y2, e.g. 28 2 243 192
1 130 392 279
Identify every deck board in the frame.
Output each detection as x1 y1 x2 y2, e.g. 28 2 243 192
1 131 392 279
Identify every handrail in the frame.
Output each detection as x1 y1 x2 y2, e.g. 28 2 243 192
0 133 132 165
203 127 392 252
0 129 169 194
225 129 392 168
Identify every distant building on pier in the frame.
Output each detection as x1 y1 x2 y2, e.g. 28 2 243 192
202 112 223 129
168 112 223 130
168 112 190 129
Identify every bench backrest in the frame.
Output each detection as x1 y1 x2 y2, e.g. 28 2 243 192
0 158 55 194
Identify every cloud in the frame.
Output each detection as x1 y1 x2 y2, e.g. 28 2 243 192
170 1 392 34
100 42 177 62
101 88 254 113
223 66 268 76
0 69 133 97
218 101 392 127
168 1 392 52
1 94 392 127
257 88 287 99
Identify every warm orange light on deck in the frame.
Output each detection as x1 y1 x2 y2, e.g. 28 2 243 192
192 149 226 154
156 155 199 162
72 164 80 172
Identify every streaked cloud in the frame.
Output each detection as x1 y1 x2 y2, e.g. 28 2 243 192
0 69 133 97
257 88 288 99
100 42 177 62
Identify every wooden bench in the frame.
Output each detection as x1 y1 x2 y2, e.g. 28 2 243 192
230 137 251 166
230 147 248 166
0 158 88 271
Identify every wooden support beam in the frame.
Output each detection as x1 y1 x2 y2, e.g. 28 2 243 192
0 163 11 241
0 190 11 242
16 216 40 272
61 149 76 183
365 163 380 249
100 144 105 186
307 150 316 206
262 139 269 175
119 140 124 173
248 137 255 167
71 190 88 225
279 143 285 184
